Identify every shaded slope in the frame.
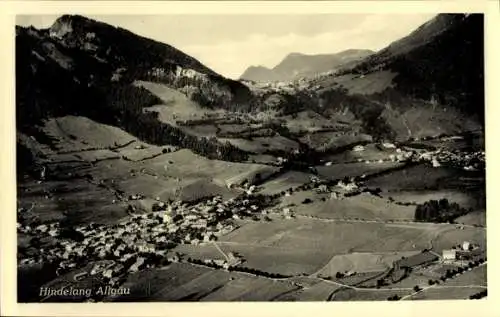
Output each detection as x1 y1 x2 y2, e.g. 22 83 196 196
16 16 252 174
334 14 484 122
301 14 484 140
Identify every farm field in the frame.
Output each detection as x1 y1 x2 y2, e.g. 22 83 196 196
299 131 372 152
185 124 219 137
174 241 332 276
384 271 436 289
323 143 399 164
114 142 169 162
137 81 226 124
219 218 447 255
454 211 486 227
331 71 398 95
315 251 421 276
363 164 478 192
198 274 298 301
441 265 487 287
404 135 484 153
331 288 413 301
142 149 279 187
282 110 352 133
316 161 403 180
114 174 188 201
334 271 387 287
273 279 342 301
431 226 486 253
17 178 128 225
71 150 121 162
42 116 136 152
407 286 485 300
383 190 481 209
258 171 312 195
287 192 416 221
218 135 299 154
107 262 298 302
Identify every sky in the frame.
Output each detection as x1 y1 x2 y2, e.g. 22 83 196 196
16 14 436 79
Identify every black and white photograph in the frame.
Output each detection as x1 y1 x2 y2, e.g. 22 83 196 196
12 9 487 304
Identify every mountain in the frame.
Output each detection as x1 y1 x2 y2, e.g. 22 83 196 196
326 14 483 116
299 13 484 141
16 13 484 169
16 14 254 174
240 49 373 82
239 66 281 83
17 14 255 123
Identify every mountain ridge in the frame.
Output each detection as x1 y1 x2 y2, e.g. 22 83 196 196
240 49 374 82
16 13 484 168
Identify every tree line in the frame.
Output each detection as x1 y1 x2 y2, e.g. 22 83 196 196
102 83 249 162
414 198 472 223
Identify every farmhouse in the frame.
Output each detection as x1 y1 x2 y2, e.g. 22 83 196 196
336 180 358 192
443 249 457 261
382 143 396 149
317 185 329 193
462 241 471 251
432 158 441 167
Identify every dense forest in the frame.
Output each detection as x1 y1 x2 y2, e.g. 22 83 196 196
339 14 484 124
414 198 472 223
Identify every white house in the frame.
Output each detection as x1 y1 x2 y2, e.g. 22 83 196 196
462 241 471 251
443 249 457 260
432 158 441 168
353 145 365 152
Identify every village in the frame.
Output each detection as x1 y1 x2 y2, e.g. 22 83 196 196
17 188 274 289
16 136 486 301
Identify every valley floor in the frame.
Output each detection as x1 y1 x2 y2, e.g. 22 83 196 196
16 116 486 302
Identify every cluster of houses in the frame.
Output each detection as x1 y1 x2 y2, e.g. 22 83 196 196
344 142 484 170
196 251 243 270
246 80 303 94
314 178 362 199
17 193 269 284
442 241 483 261
414 149 485 171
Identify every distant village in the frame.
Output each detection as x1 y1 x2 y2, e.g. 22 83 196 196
319 141 485 171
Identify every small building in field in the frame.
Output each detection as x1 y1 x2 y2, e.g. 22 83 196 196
443 249 457 260
462 241 471 251
382 143 396 149
432 158 441 168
